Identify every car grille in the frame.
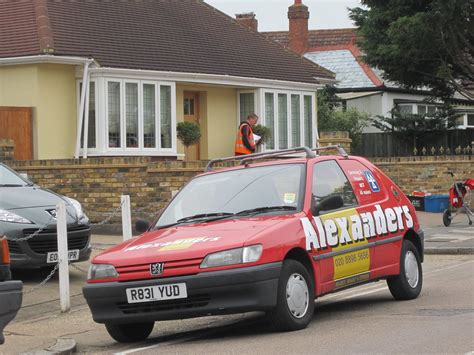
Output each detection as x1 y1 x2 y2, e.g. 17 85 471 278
117 294 211 315
7 240 22 254
22 225 90 255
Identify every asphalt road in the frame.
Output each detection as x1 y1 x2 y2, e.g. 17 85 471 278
71 255 472 354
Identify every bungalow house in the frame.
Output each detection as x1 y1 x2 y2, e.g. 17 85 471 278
0 0 335 160
257 0 474 134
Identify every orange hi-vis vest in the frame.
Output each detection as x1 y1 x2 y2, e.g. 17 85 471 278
234 122 255 155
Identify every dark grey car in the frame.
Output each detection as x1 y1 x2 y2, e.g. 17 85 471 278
0 163 91 269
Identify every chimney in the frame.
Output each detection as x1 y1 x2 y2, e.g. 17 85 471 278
235 12 258 31
288 0 309 55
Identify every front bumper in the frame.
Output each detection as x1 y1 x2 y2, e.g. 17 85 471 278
0 281 23 344
83 262 282 325
6 224 91 269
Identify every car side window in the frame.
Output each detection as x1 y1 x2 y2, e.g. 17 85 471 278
312 160 358 213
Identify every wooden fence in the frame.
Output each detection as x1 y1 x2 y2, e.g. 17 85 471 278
355 130 474 157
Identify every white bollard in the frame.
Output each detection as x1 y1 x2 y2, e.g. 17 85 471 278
121 195 132 241
56 201 70 313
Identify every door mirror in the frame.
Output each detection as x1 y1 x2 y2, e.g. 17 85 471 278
311 194 344 216
135 219 150 234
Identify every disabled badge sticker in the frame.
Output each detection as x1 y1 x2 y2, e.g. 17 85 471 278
363 171 380 192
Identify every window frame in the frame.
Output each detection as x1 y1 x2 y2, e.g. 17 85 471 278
261 89 316 151
79 77 176 156
76 79 98 150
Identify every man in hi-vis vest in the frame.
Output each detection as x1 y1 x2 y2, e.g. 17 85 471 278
234 113 259 155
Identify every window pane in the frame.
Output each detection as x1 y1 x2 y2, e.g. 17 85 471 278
184 98 190 115
291 95 301 147
398 104 413 114
125 83 139 148
467 114 474 126
265 93 275 149
108 81 121 148
80 82 96 149
304 95 312 147
427 106 436 114
143 84 156 148
278 94 288 149
240 93 255 123
312 160 357 212
161 85 172 148
417 105 427 115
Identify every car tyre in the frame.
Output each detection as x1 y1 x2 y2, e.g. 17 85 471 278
105 322 154 343
267 259 314 331
387 240 422 300
442 209 451 227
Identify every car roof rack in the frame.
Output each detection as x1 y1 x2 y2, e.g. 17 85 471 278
204 145 349 172
313 145 348 158
205 147 316 172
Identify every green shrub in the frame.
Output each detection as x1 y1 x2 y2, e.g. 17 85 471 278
252 124 272 146
177 121 201 147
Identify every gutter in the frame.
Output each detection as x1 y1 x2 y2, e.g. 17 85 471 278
89 67 333 90
0 55 97 67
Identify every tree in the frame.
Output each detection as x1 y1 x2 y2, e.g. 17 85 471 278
176 122 201 160
350 0 474 100
317 87 372 151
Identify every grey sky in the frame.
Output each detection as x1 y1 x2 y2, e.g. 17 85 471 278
205 0 363 32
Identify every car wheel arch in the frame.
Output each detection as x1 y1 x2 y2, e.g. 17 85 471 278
403 229 423 262
284 247 315 285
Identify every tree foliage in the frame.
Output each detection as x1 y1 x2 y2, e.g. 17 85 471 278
252 124 272 146
350 0 474 99
317 87 372 150
372 105 458 147
177 121 201 147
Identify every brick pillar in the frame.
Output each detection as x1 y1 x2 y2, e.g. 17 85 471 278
288 0 309 55
0 139 15 162
235 13 258 31
318 131 352 154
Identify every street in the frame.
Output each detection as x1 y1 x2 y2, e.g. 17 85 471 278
2 252 473 354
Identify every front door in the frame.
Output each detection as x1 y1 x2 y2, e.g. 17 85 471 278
183 92 200 161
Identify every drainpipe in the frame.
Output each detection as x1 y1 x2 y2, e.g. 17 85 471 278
74 61 90 159
83 78 90 159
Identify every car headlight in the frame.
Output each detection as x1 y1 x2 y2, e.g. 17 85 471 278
200 245 263 269
0 209 32 224
66 197 87 221
87 264 119 280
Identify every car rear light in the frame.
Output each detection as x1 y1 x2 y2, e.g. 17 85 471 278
0 237 11 265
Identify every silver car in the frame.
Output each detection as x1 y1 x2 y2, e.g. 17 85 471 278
0 163 91 269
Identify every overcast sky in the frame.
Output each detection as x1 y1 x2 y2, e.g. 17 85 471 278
205 0 363 32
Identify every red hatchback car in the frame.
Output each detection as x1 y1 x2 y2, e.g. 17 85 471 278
83 147 424 343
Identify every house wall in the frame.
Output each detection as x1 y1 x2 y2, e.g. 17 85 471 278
0 63 77 159
176 84 237 160
346 93 383 134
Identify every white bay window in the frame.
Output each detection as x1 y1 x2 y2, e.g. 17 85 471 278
79 77 176 156
262 90 316 150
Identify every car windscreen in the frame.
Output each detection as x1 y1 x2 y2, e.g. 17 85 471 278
156 163 305 228
0 164 28 187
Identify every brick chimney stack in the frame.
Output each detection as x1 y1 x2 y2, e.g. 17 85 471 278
288 0 309 55
235 12 258 31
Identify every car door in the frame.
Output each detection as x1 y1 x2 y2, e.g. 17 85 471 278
309 159 372 293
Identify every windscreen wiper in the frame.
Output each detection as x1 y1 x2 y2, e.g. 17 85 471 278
0 184 25 187
176 212 235 223
235 206 297 216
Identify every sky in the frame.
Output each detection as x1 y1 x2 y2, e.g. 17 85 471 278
205 0 363 32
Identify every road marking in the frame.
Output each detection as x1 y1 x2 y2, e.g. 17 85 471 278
115 260 474 354
450 229 474 235
431 233 473 240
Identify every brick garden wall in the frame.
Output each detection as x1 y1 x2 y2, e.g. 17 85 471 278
3 154 473 229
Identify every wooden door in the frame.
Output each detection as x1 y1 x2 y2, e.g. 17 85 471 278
0 107 33 160
183 92 200 160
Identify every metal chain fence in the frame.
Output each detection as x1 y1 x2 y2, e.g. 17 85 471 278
24 263 60 294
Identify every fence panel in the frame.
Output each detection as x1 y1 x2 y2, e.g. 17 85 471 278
356 130 474 157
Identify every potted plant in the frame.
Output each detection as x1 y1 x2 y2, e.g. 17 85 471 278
177 121 201 161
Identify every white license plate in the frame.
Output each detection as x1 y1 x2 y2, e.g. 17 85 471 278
126 283 187 304
46 249 80 263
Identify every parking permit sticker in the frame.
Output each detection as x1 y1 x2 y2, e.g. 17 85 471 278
283 193 296 204
363 171 380 192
